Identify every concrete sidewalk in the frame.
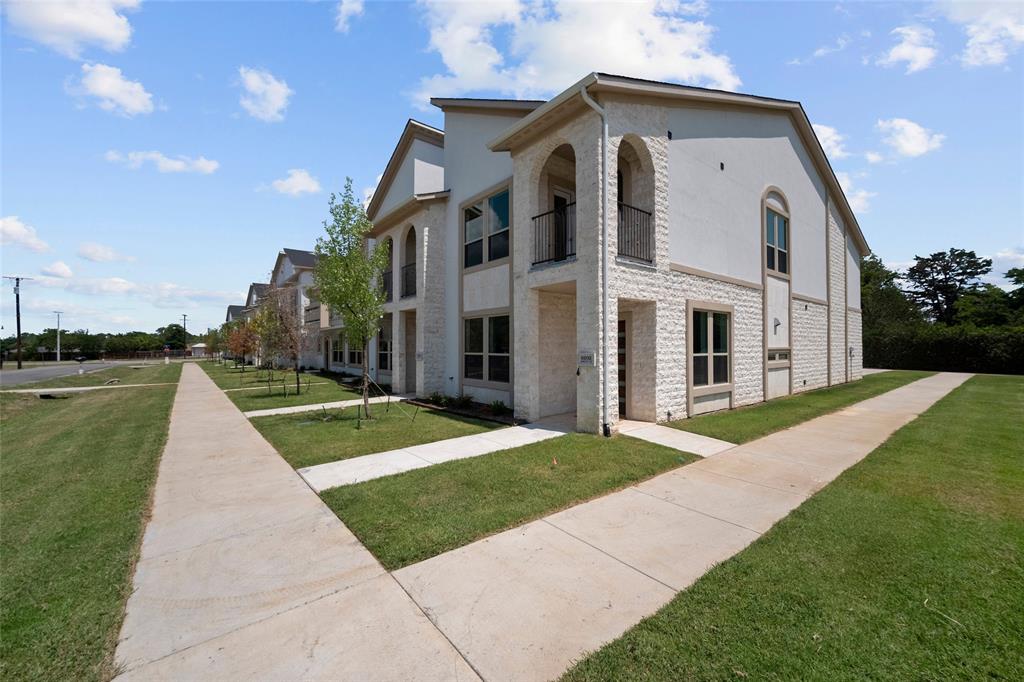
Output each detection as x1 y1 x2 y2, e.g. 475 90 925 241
617 419 735 456
395 372 971 682
242 393 410 419
114 363 476 680
300 418 572 491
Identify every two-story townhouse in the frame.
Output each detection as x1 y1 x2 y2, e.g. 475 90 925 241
266 249 321 368
362 72 866 434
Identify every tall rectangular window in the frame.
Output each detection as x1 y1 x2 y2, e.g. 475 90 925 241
464 188 510 268
464 318 484 380
378 326 391 371
692 310 730 387
766 208 789 275
463 314 511 384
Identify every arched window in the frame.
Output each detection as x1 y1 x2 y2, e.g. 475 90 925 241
764 191 789 276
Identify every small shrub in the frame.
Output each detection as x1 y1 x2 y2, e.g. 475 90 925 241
452 394 474 409
426 391 450 407
489 400 510 415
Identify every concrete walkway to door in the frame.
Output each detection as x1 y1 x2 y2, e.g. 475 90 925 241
113 363 477 680
394 372 971 682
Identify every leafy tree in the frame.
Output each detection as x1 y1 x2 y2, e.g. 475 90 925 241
226 322 259 370
157 323 193 350
253 287 314 393
903 248 992 325
954 284 1015 327
861 254 922 334
314 179 390 416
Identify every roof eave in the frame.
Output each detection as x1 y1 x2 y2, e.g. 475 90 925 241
365 120 446 221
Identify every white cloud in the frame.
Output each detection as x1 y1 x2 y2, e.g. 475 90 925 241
271 169 322 196
941 1 1024 67
789 35 851 65
1 0 138 59
836 171 876 213
877 25 938 74
35 273 240 308
877 117 945 157
0 216 49 252
412 0 739 105
70 63 153 116
42 261 74 278
335 0 364 32
238 66 293 122
812 124 850 160
362 173 383 207
865 151 884 164
77 242 135 263
105 149 219 174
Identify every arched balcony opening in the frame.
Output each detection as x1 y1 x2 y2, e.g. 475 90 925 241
531 143 577 266
616 136 655 263
400 227 416 298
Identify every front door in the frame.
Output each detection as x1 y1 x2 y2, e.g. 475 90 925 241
617 319 627 417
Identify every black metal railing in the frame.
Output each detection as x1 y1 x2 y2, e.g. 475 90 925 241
617 202 653 263
400 263 416 298
304 305 320 324
532 202 576 266
382 270 393 302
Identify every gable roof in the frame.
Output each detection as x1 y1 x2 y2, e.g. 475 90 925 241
488 72 869 255
282 248 317 269
246 282 269 306
225 304 245 322
366 119 445 221
430 97 544 115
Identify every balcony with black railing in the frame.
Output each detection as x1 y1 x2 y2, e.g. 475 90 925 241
400 263 416 298
617 201 653 263
303 305 320 325
382 270 393 302
531 202 576 266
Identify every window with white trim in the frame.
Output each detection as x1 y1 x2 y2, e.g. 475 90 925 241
331 337 343 364
346 334 363 366
463 189 510 268
463 314 510 383
765 207 789 275
692 310 730 387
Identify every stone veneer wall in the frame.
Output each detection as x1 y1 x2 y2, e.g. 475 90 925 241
417 202 448 395
792 300 829 393
538 291 577 417
828 203 848 385
848 308 863 380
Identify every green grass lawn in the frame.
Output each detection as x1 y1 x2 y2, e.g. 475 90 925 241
3 362 182 389
198 361 364 412
322 433 697 570
252 404 499 469
563 374 1024 681
672 369 933 443
0 382 178 680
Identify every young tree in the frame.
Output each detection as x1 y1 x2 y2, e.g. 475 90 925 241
903 248 992 325
314 179 390 417
256 286 315 393
226 322 259 371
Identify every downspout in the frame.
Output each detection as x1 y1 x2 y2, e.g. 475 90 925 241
580 84 612 437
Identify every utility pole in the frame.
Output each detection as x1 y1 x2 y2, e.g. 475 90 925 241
182 314 188 355
54 311 63 362
3 276 33 370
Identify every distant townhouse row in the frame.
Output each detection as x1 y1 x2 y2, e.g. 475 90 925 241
226 72 867 435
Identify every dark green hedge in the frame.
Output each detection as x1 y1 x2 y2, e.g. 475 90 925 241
865 325 1024 375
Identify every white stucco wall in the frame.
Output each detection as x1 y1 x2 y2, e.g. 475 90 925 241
442 109 528 398
463 264 510 312
846 234 862 309
376 137 444 219
766 275 790 349
666 106 828 301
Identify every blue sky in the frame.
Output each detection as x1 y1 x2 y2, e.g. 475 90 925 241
2 0 1022 335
